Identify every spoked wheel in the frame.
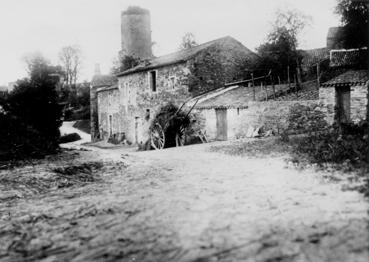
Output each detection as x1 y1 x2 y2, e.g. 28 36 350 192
175 126 186 147
150 123 165 150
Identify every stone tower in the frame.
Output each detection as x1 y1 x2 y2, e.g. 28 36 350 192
121 6 152 60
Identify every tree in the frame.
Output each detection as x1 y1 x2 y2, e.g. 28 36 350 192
254 27 299 80
179 32 198 50
335 0 369 48
253 8 310 83
58 45 82 87
23 52 51 78
0 53 63 159
111 53 141 75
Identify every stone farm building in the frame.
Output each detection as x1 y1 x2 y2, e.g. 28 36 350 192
91 8 369 145
193 80 319 141
319 47 369 124
91 36 257 144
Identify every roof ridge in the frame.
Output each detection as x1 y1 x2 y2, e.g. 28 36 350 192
116 35 250 76
147 35 232 61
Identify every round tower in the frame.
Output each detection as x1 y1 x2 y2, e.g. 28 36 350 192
121 6 153 60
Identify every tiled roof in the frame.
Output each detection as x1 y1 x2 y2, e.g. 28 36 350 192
196 81 319 109
196 84 296 109
117 36 257 76
329 47 368 67
301 48 329 67
321 70 369 87
273 81 319 101
91 74 118 87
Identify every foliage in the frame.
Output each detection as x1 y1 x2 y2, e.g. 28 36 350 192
285 103 328 136
272 8 311 50
65 106 90 121
335 0 369 48
0 54 63 161
188 47 226 95
58 45 82 87
292 121 369 170
253 27 301 80
111 54 141 75
59 82 90 120
59 133 81 144
73 120 91 134
179 32 198 50
253 8 310 81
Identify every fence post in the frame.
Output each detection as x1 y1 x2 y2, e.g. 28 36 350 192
251 73 256 101
270 75 276 99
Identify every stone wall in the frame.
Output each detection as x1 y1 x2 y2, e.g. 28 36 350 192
187 39 255 96
319 85 368 124
97 63 191 144
319 87 335 124
97 88 120 140
90 85 99 141
95 38 256 144
350 85 368 122
197 100 317 141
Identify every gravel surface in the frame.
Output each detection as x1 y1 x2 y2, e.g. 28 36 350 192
0 141 368 262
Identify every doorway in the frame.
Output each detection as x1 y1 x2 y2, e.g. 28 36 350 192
216 108 228 140
335 85 350 124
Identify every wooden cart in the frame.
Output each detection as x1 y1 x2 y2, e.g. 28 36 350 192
150 99 208 150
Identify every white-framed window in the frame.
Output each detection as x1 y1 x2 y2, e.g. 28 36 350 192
148 70 157 92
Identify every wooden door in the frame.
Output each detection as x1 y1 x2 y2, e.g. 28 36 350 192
216 109 228 140
335 86 350 123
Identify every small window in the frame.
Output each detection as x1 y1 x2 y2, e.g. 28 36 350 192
149 71 157 92
237 108 240 115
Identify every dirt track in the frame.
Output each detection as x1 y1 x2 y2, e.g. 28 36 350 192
0 142 368 262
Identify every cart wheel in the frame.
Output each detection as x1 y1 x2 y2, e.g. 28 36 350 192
175 126 186 147
150 123 165 150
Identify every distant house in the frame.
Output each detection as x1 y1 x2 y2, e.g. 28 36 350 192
91 36 257 143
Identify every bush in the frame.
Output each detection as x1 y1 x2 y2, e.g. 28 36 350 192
292 121 369 169
59 133 81 144
73 120 91 134
66 106 90 121
285 103 328 136
0 58 63 161
0 113 56 161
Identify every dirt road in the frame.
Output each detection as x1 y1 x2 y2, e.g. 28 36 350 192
0 142 368 262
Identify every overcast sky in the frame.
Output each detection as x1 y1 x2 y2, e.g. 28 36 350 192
0 0 340 85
